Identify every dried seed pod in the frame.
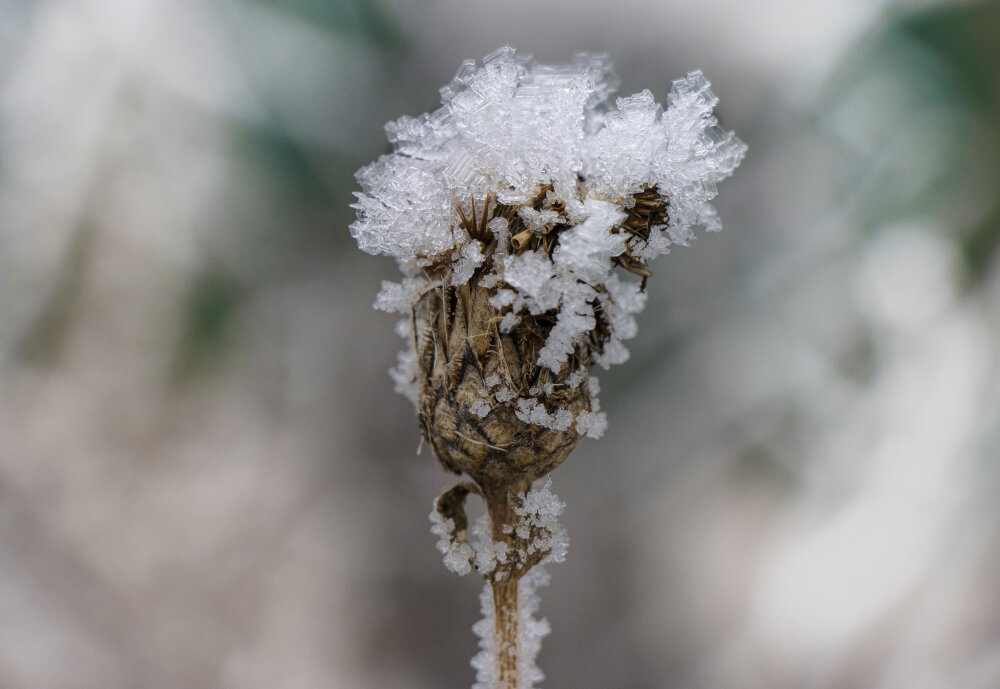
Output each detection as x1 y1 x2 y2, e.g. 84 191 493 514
415 280 594 488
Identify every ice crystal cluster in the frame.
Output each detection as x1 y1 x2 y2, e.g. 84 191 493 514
430 478 568 579
353 46 745 445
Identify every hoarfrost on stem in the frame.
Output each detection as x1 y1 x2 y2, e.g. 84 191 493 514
472 567 552 689
429 478 568 579
437 479 564 689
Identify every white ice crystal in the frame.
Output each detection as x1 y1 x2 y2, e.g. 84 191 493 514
373 277 430 314
551 198 628 285
509 478 569 565
451 240 486 286
502 251 559 312
513 397 574 432
429 512 475 576
353 45 744 439
388 318 420 405
470 393 492 419
574 410 608 439
494 386 516 404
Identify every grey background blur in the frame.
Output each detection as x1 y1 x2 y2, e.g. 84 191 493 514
1 0 999 687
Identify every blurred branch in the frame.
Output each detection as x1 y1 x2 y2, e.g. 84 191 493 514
13 220 95 369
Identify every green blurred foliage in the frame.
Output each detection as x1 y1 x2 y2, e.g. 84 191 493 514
172 270 245 381
247 0 406 52
165 0 411 380
900 1 1000 284
222 117 369 278
827 0 1000 285
900 1 1000 113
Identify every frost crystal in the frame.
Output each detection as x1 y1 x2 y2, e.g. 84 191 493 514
429 512 475 576
507 478 569 565
388 318 419 405
373 277 431 314
429 478 568 579
352 47 744 440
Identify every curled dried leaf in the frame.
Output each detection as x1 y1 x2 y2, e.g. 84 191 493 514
433 481 482 553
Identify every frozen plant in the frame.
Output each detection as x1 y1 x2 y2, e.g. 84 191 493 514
351 46 744 689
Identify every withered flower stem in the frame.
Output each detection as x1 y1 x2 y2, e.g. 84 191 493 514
482 479 531 689
352 47 746 689
434 475 544 689
492 574 521 689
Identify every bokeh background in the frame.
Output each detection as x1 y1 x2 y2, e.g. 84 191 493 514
1 0 999 687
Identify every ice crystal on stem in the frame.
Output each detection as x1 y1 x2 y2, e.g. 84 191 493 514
351 46 743 689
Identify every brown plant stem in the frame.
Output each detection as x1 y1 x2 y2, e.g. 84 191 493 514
491 575 520 689
482 478 530 689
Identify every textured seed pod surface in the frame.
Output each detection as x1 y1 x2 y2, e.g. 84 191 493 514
415 280 593 486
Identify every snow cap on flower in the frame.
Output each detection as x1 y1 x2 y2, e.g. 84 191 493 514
351 46 744 262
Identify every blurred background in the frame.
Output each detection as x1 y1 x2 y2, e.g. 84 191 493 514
1 0 999 687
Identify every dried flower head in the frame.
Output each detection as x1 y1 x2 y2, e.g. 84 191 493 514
355 46 743 486
350 45 744 689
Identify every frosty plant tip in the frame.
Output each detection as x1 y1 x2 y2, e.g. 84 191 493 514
350 45 744 689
